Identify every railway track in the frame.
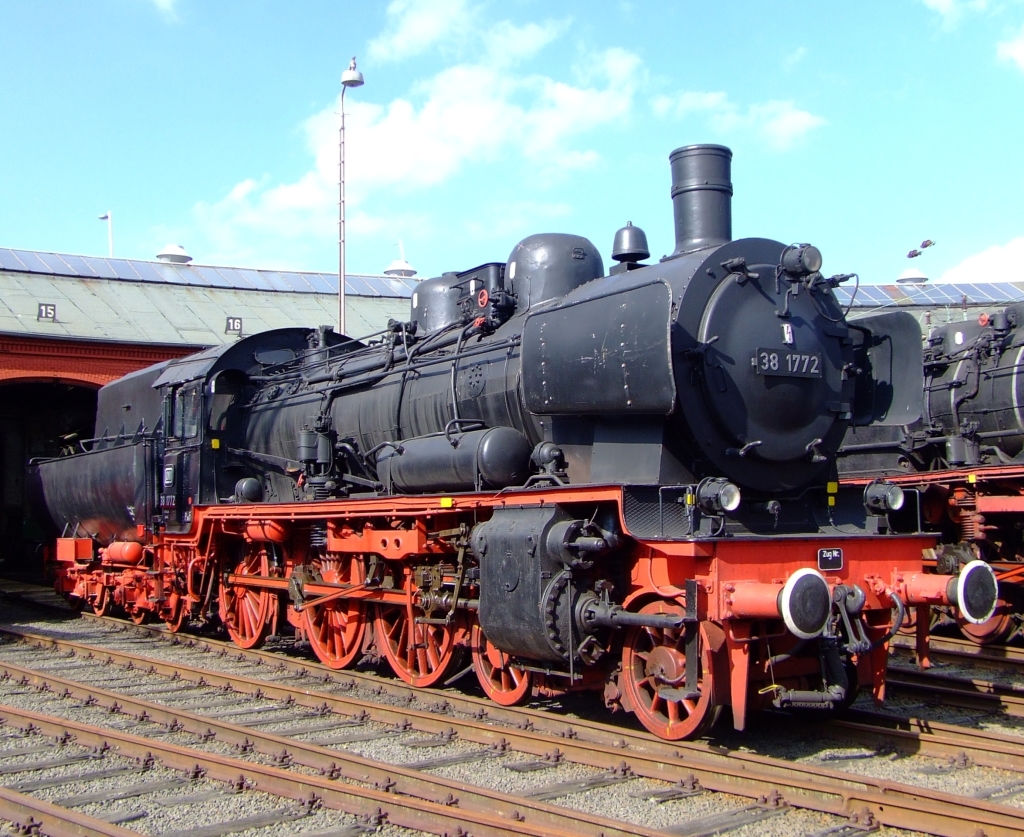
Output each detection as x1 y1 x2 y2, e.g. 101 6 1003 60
0 630 678 837
884 634 1024 717
3 586 1024 837
891 632 1024 666
886 665 1024 717
5 622 1024 778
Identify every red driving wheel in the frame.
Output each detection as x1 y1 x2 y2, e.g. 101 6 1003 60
302 554 368 670
471 622 531 706
219 545 273 649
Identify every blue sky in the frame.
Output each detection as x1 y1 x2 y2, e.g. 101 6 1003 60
2 0 1023 286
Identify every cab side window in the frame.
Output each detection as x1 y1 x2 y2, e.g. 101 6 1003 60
173 386 201 439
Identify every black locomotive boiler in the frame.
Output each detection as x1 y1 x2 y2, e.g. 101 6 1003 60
34 144 996 740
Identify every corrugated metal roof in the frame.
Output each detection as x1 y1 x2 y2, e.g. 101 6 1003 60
21 246 1020 347
0 247 418 298
839 281 1024 309
840 281 1024 330
0 266 411 346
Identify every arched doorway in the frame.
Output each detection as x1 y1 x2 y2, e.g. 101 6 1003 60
0 380 99 580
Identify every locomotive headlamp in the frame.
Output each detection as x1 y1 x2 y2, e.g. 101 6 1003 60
864 480 905 514
697 478 741 513
781 243 823 277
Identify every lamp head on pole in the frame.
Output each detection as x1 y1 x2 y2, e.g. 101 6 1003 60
341 57 364 89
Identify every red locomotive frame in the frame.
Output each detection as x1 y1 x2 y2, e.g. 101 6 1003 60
52 484 941 740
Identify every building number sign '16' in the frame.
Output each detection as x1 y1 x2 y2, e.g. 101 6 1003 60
753 349 822 379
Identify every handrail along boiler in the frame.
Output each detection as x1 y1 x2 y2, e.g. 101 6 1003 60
32 145 995 740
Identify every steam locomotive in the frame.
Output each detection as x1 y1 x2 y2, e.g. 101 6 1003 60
839 303 1024 644
32 144 996 740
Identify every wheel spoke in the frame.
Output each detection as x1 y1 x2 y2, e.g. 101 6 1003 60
425 632 442 670
244 593 259 635
240 596 255 639
416 646 430 676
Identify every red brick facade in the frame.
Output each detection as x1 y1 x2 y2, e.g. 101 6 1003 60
0 336 193 388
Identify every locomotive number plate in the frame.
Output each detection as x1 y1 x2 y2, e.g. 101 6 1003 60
818 547 843 571
753 349 822 378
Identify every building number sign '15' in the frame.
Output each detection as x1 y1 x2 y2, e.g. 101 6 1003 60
753 349 822 378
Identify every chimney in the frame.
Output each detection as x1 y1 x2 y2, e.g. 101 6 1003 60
668 144 732 258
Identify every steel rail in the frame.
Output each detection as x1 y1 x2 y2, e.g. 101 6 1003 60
836 709 1024 772
885 667 1024 717
0 702 593 837
0 786 141 837
891 633 1024 665
5 628 1024 837
0 653 659 837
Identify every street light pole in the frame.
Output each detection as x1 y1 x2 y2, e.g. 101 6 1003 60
339 57 364 335
98 211 113 257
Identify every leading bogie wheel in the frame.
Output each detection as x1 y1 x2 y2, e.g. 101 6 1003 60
92 585 112 617
957 584 1021 645
621 601 721 740
129 607 151 626
471 622 531 706
219 545 273 649
302 554 368 670
165 595 189 633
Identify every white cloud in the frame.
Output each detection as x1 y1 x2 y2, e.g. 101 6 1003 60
922 0 989 28
367 0 479 63
719 100 827 151
937 237 1024 283
146 0 178 18
482 19 569 67
998 24 1024 70
784 46 807 69
652 91 728 119
464 200 573 242
189 14 639 269
652 92 826 151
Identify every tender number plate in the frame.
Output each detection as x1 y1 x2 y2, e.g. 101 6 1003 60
818 547 843 571
754 349 822 378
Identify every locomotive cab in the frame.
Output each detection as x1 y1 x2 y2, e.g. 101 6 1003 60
159 380 204 531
